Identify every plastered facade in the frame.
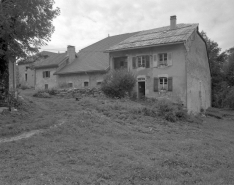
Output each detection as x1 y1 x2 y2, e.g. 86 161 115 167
57 73 104 88
35 67 57 90
18 64 35 87
185 31 211 113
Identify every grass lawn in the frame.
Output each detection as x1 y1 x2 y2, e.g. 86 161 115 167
0 90 234 184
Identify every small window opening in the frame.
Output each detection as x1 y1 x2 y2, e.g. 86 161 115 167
84 82 89 87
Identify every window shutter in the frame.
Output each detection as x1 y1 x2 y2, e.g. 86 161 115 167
48 71 50 78
168 77 173 91
153 54 158 67
154 77 159 92
146 56 150 68
132 57 136 69
43 71 45 78
168 53 172 66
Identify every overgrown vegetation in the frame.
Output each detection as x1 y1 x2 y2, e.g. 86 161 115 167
101 69 136 98
33 89 58 98
201 32 234 109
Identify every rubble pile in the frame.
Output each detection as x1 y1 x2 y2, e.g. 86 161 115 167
56 88 104 98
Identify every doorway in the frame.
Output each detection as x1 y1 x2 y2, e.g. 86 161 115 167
138 81 145 99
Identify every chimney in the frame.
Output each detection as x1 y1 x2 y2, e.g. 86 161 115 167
67 45 76 64
170 15 177 30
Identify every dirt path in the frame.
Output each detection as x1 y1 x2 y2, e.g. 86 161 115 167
0 120 66 144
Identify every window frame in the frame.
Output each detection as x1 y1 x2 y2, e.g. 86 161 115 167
136 55 150 68
159 77 168 91
158 53 168 66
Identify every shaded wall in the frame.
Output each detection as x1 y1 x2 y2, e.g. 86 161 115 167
18 64 35 87
186 31 211 113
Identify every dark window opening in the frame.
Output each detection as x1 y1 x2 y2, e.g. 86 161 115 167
25 73 27 81
68 83 73 88
43 71 50 78
113 57 127 70
138 81 145 99
84 82 89 87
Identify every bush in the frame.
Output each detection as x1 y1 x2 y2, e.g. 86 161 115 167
223 86 234 109
157 98 188 122
20 84 30 90
33 90 51 98
101 69 136 98
47 88 58 95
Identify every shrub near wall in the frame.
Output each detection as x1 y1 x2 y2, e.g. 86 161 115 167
101 69 136 98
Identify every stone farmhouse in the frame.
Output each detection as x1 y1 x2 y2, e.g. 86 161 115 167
20 15 210 113
106 16 211 113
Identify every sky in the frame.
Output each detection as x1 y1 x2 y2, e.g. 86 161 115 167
40 0 234 53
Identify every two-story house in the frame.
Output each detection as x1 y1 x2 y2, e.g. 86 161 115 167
105 16 211 113
18 51 57 88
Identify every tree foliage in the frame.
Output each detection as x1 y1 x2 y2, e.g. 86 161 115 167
101 69 136 98
0 0 60 58
201 31 234 108
0 0 60 95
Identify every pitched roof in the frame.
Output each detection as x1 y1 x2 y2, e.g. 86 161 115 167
34 52 68 69
55 32 138 75
106 24 198 52
17 51 57 65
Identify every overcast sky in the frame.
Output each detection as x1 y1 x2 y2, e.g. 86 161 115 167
40 0 234 53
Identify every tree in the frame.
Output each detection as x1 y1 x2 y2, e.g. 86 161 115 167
225 47 234 86
200 31 227 107
0 0 60 93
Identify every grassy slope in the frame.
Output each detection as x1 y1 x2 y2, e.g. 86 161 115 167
0 93 234 184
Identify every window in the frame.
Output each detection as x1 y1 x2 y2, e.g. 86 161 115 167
159 77 168 91
133 55 150 69
45 84 48 90
68 83 73 88
158 53 168 66
25 73 27 81
97 82 102 85
43 71 50 78
137 55 149 68
154 76 173 92
84 82 89 87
